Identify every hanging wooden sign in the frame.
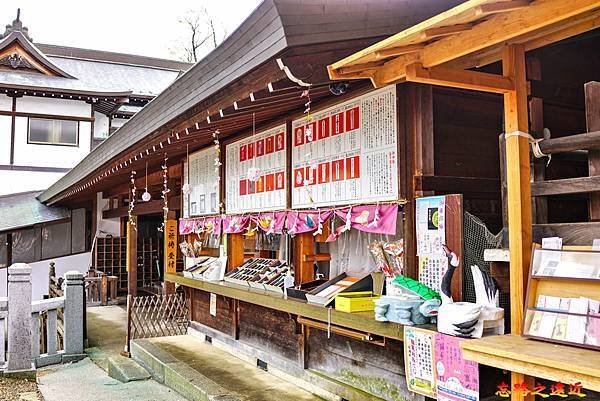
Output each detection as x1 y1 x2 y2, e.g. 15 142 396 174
164 219 178 275
291 85 398 208
183 145 220 218
225 124 287 213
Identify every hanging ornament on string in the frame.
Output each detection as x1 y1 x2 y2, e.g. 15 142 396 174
158 154 169 232
142 162 151 202
213 129 222 189
182 144 191 196
128 170 137 231
247 113 261 182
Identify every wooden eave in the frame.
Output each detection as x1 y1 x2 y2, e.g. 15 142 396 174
328 0 600 88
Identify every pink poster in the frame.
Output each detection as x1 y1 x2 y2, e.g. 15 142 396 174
434 333 479 401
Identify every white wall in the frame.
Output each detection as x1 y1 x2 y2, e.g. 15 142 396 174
0 115 11 164
0 169 66 195
0 94 12 111
12 97 92 168
0 252 91 301
94 112 110 139
110 117 127 130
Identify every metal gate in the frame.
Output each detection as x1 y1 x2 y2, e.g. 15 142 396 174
126 293 188 346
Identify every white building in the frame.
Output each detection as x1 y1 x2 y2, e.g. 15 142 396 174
0 10 190 195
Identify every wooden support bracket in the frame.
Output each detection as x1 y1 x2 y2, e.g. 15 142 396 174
302 253 331 263
405 62 514 94
475 0 531 16
374 44 425 60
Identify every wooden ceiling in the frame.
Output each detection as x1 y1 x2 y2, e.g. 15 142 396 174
328 0 600 87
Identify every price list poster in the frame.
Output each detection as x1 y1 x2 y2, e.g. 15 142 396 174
291 85 398 208
225 124 287 213
183 145 220 218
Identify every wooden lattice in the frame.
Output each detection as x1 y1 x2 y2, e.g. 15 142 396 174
129 293 188 339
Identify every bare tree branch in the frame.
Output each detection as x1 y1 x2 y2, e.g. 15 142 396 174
173 6 224 63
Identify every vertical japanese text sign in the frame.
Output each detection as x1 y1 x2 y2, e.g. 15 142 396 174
165 220 178 275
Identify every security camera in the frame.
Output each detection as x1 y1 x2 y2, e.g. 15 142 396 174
329 82 349 96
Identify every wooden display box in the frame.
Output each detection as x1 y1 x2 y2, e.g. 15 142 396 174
335 291 380 313
286 279 328 301
305 272 373 307
523 244 600 350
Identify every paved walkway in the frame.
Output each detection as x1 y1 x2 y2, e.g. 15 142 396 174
37 358 185 401
36 305 185 401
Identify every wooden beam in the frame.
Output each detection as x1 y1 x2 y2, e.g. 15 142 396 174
374 44 424 60
294 233 315 286
420 24 473 40
405 62 514 94
502 44 533 401
421 0 600 69
533 222 600 245
531 176 600 196
537 130 600 154
338 61 384 75
475 0 531 16
586 82 600 220
415 175 501 194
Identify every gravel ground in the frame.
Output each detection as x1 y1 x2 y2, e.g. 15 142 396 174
0 377 42 401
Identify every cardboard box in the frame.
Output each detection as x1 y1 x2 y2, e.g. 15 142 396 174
335 291 380 313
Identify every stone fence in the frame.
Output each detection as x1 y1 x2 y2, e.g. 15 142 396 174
0 263 85 374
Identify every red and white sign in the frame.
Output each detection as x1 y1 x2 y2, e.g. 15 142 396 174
291 86 398 208
225 124 287 213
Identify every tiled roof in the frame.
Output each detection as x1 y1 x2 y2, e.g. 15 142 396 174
0 191 69 233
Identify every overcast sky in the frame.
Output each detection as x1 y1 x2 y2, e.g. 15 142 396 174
0 0 263 61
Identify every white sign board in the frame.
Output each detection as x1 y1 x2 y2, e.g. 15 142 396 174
291 85 398 208
225 124 287 213
183 145 220 218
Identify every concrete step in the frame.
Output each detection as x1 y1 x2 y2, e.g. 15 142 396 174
131 338 238 401
107 355 150 383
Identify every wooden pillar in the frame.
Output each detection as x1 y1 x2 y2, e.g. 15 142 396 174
126 216 138 297
502 44 533 401
586 82 600 220
412 84 435 197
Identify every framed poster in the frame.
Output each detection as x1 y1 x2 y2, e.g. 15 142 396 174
183 145 220 218
404 327 436 398
416 195 448 292
225 124 287 213
434 333 479 401
291 85 398 208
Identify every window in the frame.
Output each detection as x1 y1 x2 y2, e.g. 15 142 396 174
28 118 79 146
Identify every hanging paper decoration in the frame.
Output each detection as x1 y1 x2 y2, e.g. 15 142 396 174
251 212 287 235
246 113 262 182
182 144 191 196
333 204 398 235
179 218 195 235
213 129 222 191
158 155 169 232
286 210 333 235
222 215 251 234
128 170 137 231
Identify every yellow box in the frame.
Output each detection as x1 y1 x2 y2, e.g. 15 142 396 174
335 291 380 313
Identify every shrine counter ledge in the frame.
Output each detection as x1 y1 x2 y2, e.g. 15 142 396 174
166 273 434 341
460 334 600 393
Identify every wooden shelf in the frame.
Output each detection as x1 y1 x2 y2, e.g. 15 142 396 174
461 334 600 392
166 272 429 341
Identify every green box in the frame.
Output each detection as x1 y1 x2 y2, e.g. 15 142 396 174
335 291 380 313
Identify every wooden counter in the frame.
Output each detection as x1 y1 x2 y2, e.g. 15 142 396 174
461 334 600 392
167 273 418 341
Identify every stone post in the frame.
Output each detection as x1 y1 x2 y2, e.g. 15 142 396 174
63 271 84 356
7 263 34 372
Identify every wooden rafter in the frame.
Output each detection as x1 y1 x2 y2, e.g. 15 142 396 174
420 23 473 40
474 0 531 16
374 44 425 60
405 62 514 93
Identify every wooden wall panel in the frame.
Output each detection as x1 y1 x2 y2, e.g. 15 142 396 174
238 302 300 362
191 289 234 335
307 329 416 401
